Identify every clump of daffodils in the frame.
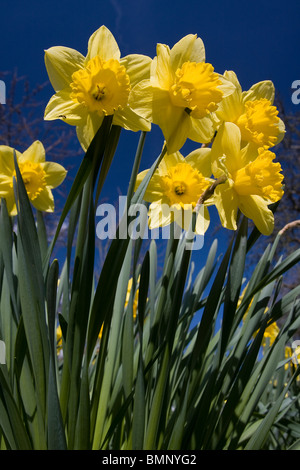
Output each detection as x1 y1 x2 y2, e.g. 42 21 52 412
0 26 285 236
42 26 285 237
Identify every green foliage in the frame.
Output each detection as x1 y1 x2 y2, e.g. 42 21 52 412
0 120 299 450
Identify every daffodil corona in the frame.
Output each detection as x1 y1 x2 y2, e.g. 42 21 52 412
0 141 67 215
44 26 152 150
210 122 284 235
216 71 285 148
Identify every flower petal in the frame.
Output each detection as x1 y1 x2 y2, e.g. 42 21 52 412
86 25 120 62
45 46 85 92
76 112 104 151
32 187 55 212
2 192 17 216
170 34 205 71
158 151 184 175
0 175 13 195
20 141 45 164
242 80 275 104
128 80 154 122
44 89 86 125
214 181 239 231
238 194 274 235
173 204 210 234
210 122 242 176
153 43 172 89
148 201 174 229
185 147 212 177
188 115 216 144
0 145 21 175
121 54 152 88
150 89 191 152
113 106 151 132
42 162 67 188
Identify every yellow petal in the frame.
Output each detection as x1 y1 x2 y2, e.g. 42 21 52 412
242 80 275 104
214 181 239 231
86 25 120 62
211 122 242 176
149 89 190 152
238 194 274 235
45 46 85 92
20 141 45 164
148 201 173 229
158 151 184 175
32 187 55 212
170 34 205 72
44 89 86 125
215 72 244 122
76 113 104 151
0 175 13 195
121 54 152 88
2 192 17 216
128 80 154 122
42 162 67 188
185 147 212 177
217 75 237 98
113 106 151 132
0 145 21 174
223 70 242 92
153 43 172 89
173 205 210 234
188 115 216 144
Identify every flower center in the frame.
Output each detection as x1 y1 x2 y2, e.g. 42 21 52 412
161 162 210 207
12 161 46 200
70 56 131 115
170 61 223 118
233 148 284 202
236 99 280 147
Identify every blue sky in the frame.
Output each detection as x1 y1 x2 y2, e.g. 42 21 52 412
1 0 300 260
2 0 299 106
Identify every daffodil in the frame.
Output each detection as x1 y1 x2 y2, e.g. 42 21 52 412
135 146 214 233
216 71 285 148
129 34 235 153
0 141 67 215
210 122 284 235
44 25 152 150
261 321 280 348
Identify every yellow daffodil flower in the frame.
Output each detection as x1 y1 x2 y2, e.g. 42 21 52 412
135 146 214 233
129 34 235 153
261 321 280 348
216 71 285 148
285 345 300 372
0 141 67 215
44 25 152 150
210 122 284 235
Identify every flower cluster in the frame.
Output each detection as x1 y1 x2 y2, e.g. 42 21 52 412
43 25 284 236
0 25 283 234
